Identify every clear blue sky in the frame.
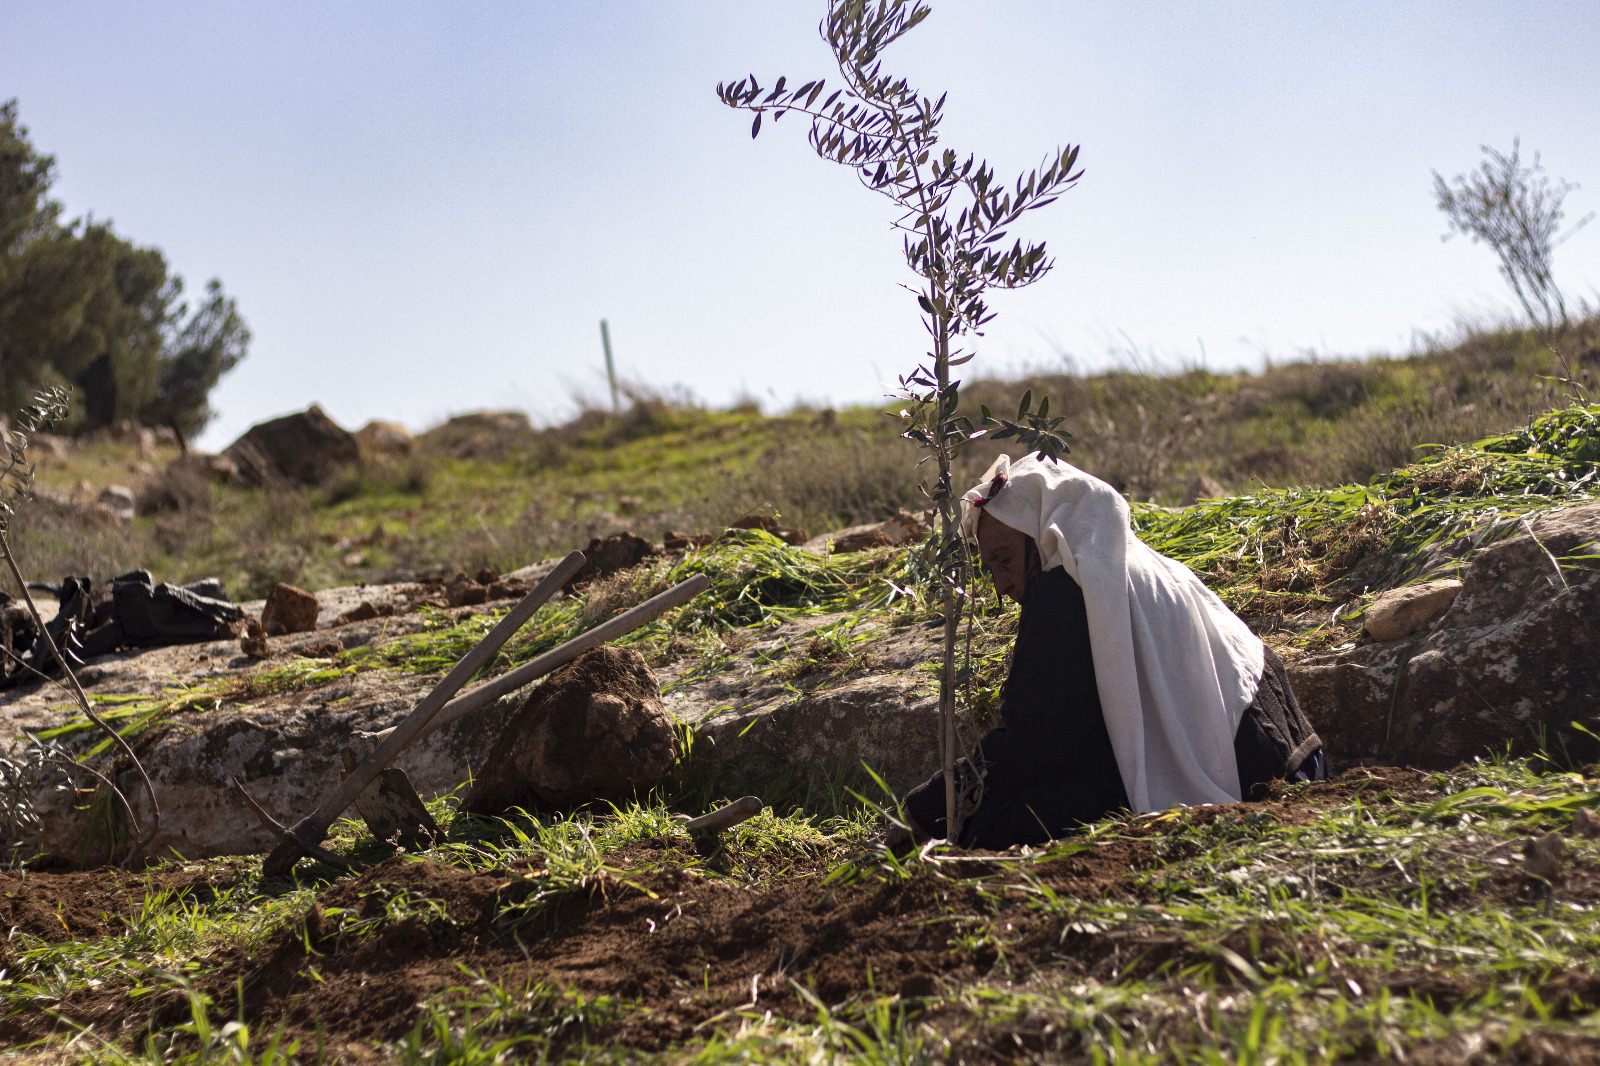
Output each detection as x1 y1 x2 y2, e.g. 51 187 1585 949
3 1 1597 450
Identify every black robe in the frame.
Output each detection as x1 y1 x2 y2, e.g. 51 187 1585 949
904 567 1323 848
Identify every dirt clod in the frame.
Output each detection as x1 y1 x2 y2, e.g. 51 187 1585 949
260 582 318 635
563 532 660 591
463 645 677 814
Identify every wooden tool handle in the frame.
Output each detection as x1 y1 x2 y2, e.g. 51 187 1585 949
683 795 763 834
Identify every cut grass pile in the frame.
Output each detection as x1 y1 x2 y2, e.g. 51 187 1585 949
2 758 1598 1062
1132 403 1600 635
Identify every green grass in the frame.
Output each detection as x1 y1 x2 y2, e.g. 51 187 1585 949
38 398 1600 789
9 316 1596 601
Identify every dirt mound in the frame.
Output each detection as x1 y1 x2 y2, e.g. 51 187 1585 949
0 864 245 990
463 645 677 814
563 532 659 591
206 850 1025 1050
191 770 1443 1051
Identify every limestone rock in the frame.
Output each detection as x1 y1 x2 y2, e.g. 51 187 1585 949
422 411 534 459
162 452 238 486
28 432 70 461
28 667 510 864
805 510 930 555
833 527 895 553
225 405 359 486
703 681 953 793
97 485 135 521
1363 579 1463 641
260 583 319 636
462 645 677 814
1288 501 1600 770
355 420 415 457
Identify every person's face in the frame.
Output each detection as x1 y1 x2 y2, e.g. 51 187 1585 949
976 510 1032 603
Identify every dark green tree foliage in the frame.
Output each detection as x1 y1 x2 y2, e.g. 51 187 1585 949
0 100 248 434
142 279 249 439
720 0 1079 837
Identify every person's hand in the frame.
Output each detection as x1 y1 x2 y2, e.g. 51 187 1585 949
882 819 930 856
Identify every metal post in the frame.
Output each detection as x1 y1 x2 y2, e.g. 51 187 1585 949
600 319 619 413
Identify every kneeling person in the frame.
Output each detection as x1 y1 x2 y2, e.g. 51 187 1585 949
901 454 1323 849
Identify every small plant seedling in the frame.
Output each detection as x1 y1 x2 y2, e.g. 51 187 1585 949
720 0 1082 837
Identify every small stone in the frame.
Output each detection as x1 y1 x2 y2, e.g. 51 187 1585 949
445 574 489 607
1573 807 1600 839
335 601 381 626
1363 579 1463 641
96 485 135 521
1525 831 1566 881
260 583 319 636
240 618 269 659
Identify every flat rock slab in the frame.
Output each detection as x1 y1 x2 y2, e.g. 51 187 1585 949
660 613 973 794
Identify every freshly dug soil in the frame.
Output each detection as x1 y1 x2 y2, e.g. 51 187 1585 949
0 864 244 945
10 768 1598 1060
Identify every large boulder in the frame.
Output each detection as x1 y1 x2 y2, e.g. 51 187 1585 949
462 646 677 814
225 405 359 486
421 411 535 459
1288 501 1600 770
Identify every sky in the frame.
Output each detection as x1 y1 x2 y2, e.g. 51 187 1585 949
3 1 1598 451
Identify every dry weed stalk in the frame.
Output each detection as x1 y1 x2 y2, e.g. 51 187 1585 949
1 389 160 867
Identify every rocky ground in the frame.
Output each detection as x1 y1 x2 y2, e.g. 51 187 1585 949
6 495 1595 871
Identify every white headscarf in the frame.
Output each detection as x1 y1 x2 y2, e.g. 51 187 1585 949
960 453 1264 813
